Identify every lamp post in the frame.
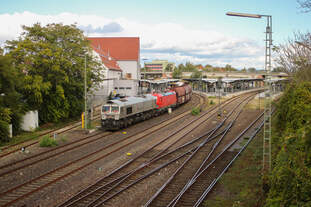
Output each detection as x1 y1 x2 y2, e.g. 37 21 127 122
226 12 272 173
84 54 87 130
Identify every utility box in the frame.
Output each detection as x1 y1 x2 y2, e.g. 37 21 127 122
21 110 39 132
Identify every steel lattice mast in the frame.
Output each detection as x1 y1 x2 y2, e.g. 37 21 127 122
226 12 273 174
263 15 272 173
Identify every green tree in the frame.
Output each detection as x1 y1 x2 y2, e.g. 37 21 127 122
177 63 185 71
184 62 196 72
224 64 237 71
272 66 285 72
191 69 202 78
247 67 257 73
6 23 104 123
165 63 173 72
265 82 311 206
0 53 25 141
172 67 182 79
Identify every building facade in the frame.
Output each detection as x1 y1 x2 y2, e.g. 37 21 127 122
88 37 140 80
143 60 175 79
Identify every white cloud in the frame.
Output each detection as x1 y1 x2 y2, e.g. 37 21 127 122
0 11 266 69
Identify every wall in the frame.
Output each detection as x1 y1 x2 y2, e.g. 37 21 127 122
113 79 139 96
117 60 139 80
21 110 39 132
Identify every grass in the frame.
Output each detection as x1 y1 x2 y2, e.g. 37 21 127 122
0 116 81 148
191 107 201 116
39 135 58 147
203 130 264 207
0 131 40 148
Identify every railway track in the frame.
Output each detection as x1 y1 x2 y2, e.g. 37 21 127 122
0 94 205 160
0 94 203 178
56 91 261 207
0 107 102 159
171 108 276 207
0 93 206 207
145 95 264 207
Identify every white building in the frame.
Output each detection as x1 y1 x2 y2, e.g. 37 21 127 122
88 37 140 80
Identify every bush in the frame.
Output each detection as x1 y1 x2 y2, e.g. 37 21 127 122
210 100 215 105
191 107 201 116
0 120 9 142
39 135 58 147
265 82 311 206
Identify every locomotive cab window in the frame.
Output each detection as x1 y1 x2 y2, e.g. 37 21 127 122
111 106 119 113
102 106 110 113
126 107 132 115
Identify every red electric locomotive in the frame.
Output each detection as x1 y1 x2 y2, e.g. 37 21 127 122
152 91 177 111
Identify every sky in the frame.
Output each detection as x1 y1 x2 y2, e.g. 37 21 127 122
0 0 309 69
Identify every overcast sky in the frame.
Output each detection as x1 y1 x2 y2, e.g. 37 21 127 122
1 0 309 69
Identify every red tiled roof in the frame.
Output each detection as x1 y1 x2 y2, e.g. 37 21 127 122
91 46 122 71
87 37 140 61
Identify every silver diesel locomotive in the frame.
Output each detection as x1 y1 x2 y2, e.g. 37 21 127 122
101 94 157 130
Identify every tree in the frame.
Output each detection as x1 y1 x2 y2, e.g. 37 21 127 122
275 32 311 81
190 69 202 78
272 66 285 72
224 64 237 72
165 63 173 72
184 62 196 72
247 67 257 73
265 82 311 206
0 53 25 141
172 67 182 79
6 23 104 123
298 0 311 12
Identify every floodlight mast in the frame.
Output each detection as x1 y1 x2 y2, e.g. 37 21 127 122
226 11 272 174
226 12 262 18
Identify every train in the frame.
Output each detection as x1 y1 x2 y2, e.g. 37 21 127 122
101 83 192 130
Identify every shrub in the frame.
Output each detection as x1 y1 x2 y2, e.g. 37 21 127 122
210 100 215 105
0 120 9 142
191 107 201 116
39 135 58 147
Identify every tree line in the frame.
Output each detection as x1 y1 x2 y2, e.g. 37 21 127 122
170 62 262 79
264 1 311 205
0 23 104 142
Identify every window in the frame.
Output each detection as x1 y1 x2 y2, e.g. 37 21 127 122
126 107 132 115
126 87 132 90
102 106 110 113
111 106 119 113
114 87 118 89
119 87 125 90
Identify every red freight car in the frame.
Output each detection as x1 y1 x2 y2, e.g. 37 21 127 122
171 84 192 105
152 91 177 110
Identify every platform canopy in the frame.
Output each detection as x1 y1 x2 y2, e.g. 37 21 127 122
183 78 264 84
